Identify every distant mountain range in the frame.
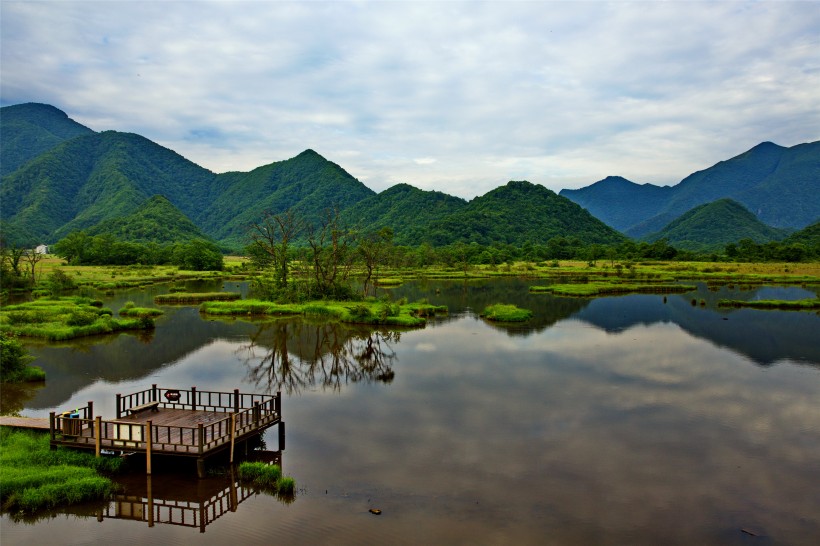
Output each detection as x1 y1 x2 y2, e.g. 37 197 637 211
560 141 820 237
1 102 817 252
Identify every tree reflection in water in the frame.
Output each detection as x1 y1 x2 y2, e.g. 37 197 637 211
238 320 399 394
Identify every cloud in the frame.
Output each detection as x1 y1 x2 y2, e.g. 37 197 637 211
2 1 818 198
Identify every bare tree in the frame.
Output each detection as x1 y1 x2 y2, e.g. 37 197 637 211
305 208 356 298
248 209 301 289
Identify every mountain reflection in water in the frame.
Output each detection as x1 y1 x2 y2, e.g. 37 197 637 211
3 279 819 545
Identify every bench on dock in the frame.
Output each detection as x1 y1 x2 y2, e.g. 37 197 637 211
127 401 160 415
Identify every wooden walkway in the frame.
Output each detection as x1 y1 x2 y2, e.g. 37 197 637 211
0 416 50 430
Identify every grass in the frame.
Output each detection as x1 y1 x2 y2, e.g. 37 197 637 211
200 299 448 327
0 427 123 514
717 298 820 310
237 462 295 501
480 303 533 322
530 282 697 297
0 297 155 341
154 292 241 304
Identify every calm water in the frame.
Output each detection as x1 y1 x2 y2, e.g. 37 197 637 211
2 279 819 545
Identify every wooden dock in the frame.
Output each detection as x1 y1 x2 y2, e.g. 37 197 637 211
0 416 50 430
46 385 284 477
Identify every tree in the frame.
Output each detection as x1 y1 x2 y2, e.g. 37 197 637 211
358 227 393 297
248 209 301 290
306 208 356 299
53 231 90 264
173 239 224 271
22 249 44 286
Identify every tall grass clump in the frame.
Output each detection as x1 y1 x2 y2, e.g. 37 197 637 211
237 461 295 501
0 428 123 514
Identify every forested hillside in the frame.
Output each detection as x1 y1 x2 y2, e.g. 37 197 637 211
0 103 95 176
647 199 788 251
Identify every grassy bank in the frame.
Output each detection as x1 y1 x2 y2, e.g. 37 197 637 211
717 298 820 310
0 297 154 341
0 427 124 514
200 299 447 327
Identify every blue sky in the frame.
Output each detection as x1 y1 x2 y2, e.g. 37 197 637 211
2 1 818 198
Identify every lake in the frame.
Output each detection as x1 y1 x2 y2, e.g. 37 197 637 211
2 279 819 545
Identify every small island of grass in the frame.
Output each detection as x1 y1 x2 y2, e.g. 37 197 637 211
0 296 154 341
200 298 447 327
717 298 820 310
154 292 241 304
480 303 533 322
530 282 696 297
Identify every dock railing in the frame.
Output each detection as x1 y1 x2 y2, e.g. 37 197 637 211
50 387 281 456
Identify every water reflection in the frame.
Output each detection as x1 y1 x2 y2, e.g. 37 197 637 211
239 320 399 394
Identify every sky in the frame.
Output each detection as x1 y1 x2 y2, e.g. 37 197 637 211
1 1 819 199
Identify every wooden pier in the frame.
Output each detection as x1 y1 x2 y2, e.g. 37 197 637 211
47 385 284 477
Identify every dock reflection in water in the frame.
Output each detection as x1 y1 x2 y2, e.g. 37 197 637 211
102 450 284 533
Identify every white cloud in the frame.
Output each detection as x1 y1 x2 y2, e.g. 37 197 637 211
2 1 818 198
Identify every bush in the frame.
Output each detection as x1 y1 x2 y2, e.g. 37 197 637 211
0 333 42 383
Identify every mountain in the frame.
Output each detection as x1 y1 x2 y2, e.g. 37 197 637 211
422 180 626 246
1 130 216 244
85 195 211 244
557 176 673 232
340 183 468 245
3 103 817 252
782 220 820 255
201 149 376 249
559 141 820 237
647 199 788 251
0 103 95 176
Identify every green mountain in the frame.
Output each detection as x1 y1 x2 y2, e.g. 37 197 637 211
782 220 820 255
423 180 626 246
559 141 820 237
2 103 817 253
201 149 376 249
0 103 95 176
86 195 211 244
1 130 216 244
340 183 468 245
647 199 788 251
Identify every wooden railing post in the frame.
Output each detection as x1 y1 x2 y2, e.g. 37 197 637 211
253 401 260 428
275 391 281 418
95 416 102 457
49 412 55 442
233 389 240 413
152 384 157 403
115 393 122 419
198 423 204 454
191 386 197 412
146 421 153 475
88 401 93 421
